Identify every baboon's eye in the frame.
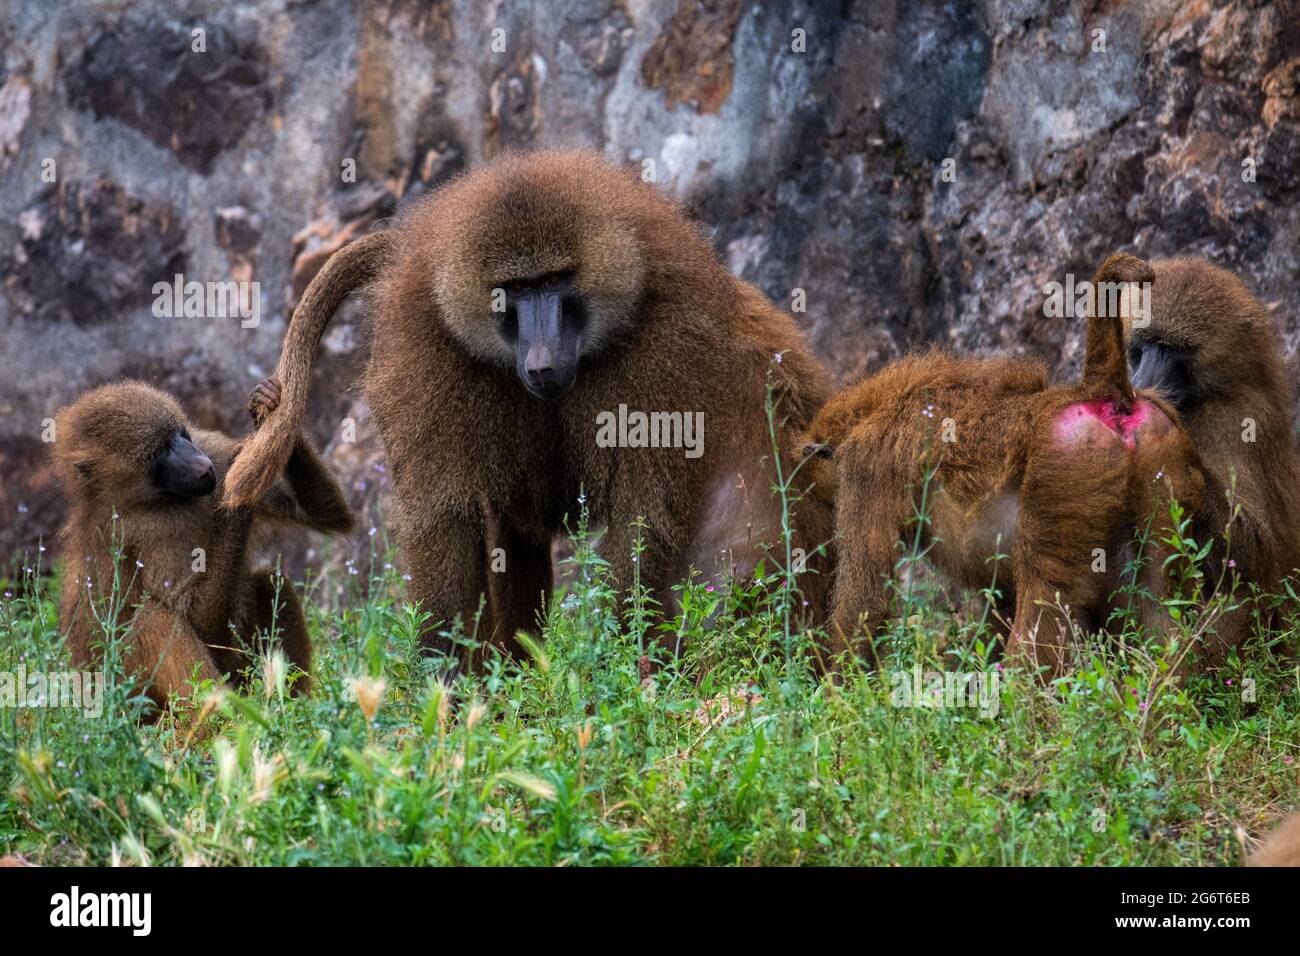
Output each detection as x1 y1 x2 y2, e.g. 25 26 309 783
563 294 589 333
180 428 191 442
802 442 833 460
500 303 519 341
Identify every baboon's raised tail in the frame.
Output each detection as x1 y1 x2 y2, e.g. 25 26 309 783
1082 252 1152 408
223 230 393 509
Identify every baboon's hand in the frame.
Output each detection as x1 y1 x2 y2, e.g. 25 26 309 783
248 376 282 428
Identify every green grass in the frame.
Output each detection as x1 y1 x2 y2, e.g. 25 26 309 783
1 509 1297 867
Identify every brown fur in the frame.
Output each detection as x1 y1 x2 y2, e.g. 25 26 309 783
1124 258 1300 663
801 254 1205 674
223 150 837 668
54 380 353 709
1249 813 1300 866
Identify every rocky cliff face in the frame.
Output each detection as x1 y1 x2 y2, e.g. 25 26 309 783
2 0 1297 565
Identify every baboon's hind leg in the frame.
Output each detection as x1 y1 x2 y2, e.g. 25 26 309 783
239 570 313 695
128 603 224 710
829 434 916 664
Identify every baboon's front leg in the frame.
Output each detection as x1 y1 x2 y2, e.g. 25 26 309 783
398 503 491 670
480 506 552 665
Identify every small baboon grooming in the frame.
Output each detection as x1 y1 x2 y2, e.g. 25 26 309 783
1124 258 1300 662
1250 813 1300 866
54 379 353 708
223 150 837 669
800 254 1205 673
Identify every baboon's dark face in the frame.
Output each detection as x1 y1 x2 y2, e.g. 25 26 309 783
797 433 837 504
427 158 645 397
151 426 216 499
499 270 588 400
55 384 217 506
1128 336 1199 414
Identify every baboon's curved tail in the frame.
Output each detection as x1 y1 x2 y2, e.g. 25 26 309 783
1082 252 1153 408
223 230 394 509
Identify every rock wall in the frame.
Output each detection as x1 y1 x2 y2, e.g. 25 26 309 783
2 0 1297 566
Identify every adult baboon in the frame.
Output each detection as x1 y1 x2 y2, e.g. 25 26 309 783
1124 257 1300 662
799 254 1205 674
224 150 837 668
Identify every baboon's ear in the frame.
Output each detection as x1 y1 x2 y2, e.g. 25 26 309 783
75 460 94 483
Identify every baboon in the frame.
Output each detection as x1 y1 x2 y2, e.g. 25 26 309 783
54 379 353 708
1124 257 1300 662
222 150 837 669
799 254 1205 674
1250 813 1300 866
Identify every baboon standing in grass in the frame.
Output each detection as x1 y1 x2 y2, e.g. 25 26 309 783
223 150 838 671
1124 257 1300 662
798 254 1205 675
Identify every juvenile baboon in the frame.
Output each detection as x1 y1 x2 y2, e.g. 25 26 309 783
54 379 353 708
1250 813 1300 866
800 254 1205 674
1124 257 1300 662
223 150 837 669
